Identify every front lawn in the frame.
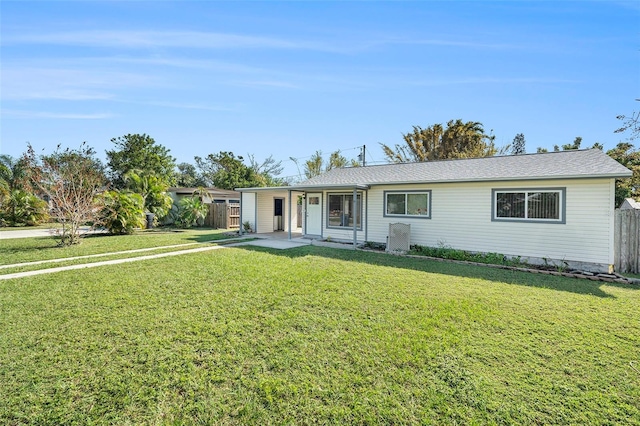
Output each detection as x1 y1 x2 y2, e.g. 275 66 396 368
0 228 234 266
1 245 638 424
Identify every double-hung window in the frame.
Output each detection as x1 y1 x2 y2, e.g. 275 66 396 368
384 191 431 218
493 188 565 223
327 193 362 229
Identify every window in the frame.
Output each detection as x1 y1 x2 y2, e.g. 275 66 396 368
493 188 565 223
327 193 362 229
308 196 319 205
384 191 431 218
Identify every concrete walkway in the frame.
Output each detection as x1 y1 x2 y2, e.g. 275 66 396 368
0 236 316 280
0 244 227 280
234 238 312 250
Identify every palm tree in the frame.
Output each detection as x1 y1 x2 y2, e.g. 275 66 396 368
0 154 32 193
381 120 497 163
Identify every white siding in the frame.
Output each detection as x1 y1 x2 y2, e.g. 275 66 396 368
255 190 299 233
241 192 256 231
366 178 615 266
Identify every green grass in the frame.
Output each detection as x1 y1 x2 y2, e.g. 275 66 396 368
1 245 639 424
0 228 235 266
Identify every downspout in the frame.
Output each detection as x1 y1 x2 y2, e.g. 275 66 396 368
353 187 358 248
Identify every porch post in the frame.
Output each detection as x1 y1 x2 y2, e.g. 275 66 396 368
288 189 292 241
239 192 243 236
353 187 357 248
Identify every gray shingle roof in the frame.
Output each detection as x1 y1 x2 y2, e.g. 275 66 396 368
300 149 632 186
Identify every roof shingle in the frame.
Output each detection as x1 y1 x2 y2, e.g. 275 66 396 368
301 149 632 186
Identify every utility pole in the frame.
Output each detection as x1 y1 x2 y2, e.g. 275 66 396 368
359 145 366 166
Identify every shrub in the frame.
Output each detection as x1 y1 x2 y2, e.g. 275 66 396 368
410 244 523 267
171 196 209 228
0 189 49 226
100 190 145 234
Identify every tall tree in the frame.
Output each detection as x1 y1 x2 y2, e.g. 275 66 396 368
175 162 207 188
106 134 176 188
326 151 348 171
247 154 285 186
561 137 582 151
0 154 34 194
607 142 640 205
304 151 324 179
24 143 107 245
537 137 603 154
195 151 262 190
510 133 526 155
381 119 498 163
303 150 357 179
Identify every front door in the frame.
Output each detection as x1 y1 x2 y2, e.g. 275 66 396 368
274 198 284 231
305 193 322 236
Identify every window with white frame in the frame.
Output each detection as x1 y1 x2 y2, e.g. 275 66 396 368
493 188 565 223
327 193 362 229
384 191 431 218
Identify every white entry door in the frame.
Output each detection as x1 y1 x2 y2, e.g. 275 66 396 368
305 193 322 236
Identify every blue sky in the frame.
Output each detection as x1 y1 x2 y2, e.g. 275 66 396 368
1 1 638 181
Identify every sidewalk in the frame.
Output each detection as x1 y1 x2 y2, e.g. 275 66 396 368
0 227 106 240
0 244 227 280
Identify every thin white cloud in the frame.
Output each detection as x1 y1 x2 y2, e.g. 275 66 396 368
98 55 271 74
1 67 160 101
409 77 581 86
229 80 300 89
3 29 518 54
4 30 340 52
117 99 241 112
2 109 114 119
376 37 519 50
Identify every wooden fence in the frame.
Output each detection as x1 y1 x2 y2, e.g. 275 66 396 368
614 209 640 274
206 203 240 229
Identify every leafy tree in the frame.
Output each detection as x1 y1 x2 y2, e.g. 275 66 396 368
123 171 173 220
381 119 498 163
607 142 640 206
175 162 207 187
24 143 107 246
247 154 285 186
100 190 145 234
304 151 324 179
195 151 263 190
561 137 582 151
327 151 348 170
106 134 176 188
303 150 358 179
537 137 602 154
510 133 526 155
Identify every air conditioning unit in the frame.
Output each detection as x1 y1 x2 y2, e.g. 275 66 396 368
387 223 411 253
